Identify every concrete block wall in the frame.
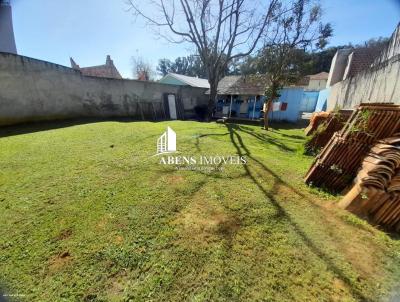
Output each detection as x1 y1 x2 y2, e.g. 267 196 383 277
327 54 400 110
327 24 400 110
0 53 208 126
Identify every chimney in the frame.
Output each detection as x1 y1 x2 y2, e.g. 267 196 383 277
106 55 113 66
70 57 80 69
0 0 17 54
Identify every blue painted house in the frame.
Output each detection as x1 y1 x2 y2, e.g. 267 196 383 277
159 72 330 122
269 89 320 122
210 74 326 122
314 88 330 112
209 75 268 119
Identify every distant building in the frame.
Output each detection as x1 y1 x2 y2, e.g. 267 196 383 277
304 72 329 91
209 74 323 122
159 73 210 119
0 0 17 54
70 55 122 79
210 74 268 119
159 73 210 89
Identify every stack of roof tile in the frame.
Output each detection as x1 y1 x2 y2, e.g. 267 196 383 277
305 103 400 192
305 110 353 152
304 111 330 136
338 136 400 232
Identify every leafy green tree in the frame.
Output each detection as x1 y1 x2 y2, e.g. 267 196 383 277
157 54 242 78
257 0 332 130
240 36 389 80
157 55 207 78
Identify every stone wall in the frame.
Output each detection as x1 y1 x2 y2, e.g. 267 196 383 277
0 53 208 126
327 24 400 110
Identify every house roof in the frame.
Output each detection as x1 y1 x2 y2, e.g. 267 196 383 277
308 72 329 80
346 47 385 77
70 55 122 79
208 74 270 95
162 73 210 88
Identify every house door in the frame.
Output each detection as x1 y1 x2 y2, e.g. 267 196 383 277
168 94 177 120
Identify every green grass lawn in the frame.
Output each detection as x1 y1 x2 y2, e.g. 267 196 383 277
0 120 399 302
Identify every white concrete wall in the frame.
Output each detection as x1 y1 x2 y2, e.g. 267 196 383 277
0 53 208 126
327 24 400 110
327 57 400 110
326 49 352 87
307 79 327 91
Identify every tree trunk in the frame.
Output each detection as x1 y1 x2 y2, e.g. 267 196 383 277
208 82 218 120
263 98 272 130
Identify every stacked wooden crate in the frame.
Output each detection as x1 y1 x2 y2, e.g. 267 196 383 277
305 103 400 192
338 136 400 232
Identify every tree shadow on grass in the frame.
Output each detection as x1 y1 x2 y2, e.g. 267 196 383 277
237 123 305 141
228 124 296 152
0 117 167 138
268 122 305 131
275 132 306 140
194 133 230 152
224 123 373 302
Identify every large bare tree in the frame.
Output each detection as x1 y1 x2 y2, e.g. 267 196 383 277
127 0 281 118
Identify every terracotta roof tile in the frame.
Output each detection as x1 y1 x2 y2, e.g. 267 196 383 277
70 55 122 79
347 47 384 77
308 72 329 80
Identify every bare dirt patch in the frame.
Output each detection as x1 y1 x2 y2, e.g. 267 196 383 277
114 235 124 245
331 278 348 301
166 175 185 184
48 251 72 272
55 229 73 240
97 216 109 230
173 198 240 248
106 271 128 300
275 182 385 282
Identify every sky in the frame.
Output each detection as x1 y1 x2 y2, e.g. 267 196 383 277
11 0 400 79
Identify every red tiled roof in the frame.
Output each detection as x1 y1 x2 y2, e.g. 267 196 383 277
308 72 329 80
70 55 122 79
